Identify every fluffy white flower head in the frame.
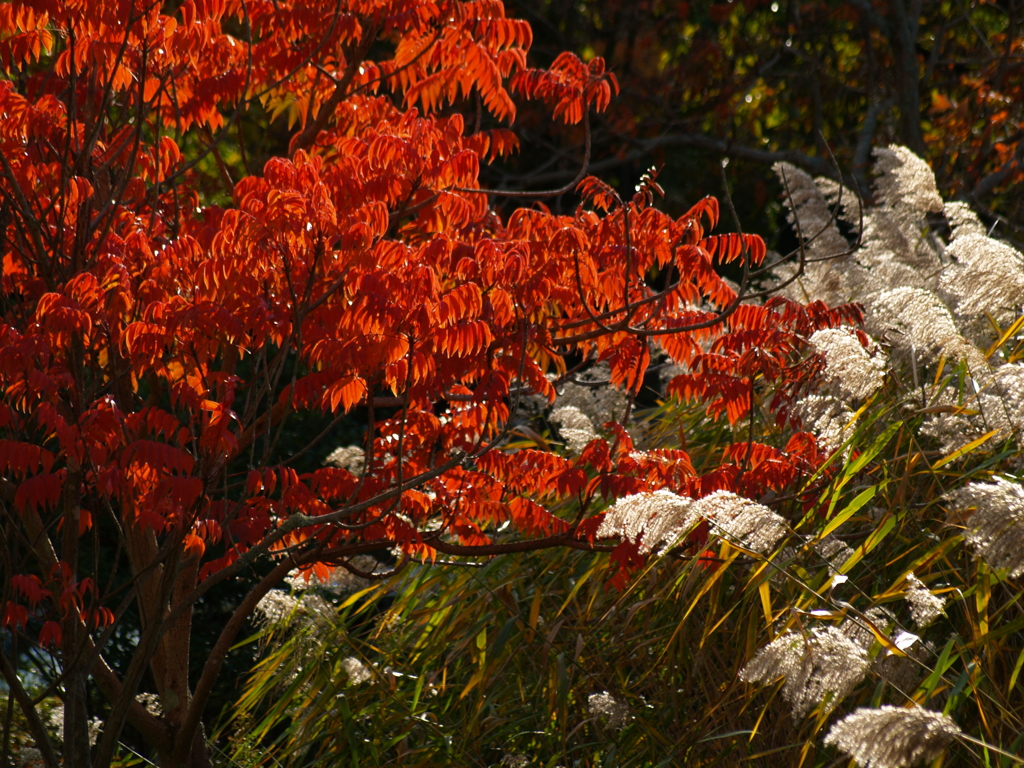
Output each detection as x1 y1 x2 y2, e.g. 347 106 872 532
286 555 382 594
903 573 945 627
597 489 700 553
556 369 628 425
325 445 365 474
945 478 1024 578
939 234 1024 340
872 146 944 215
692 491 788 555
550 405 599 454
588 691 631 729
867 287 967 366
944 201 986 239
342 656 373 686
740 626 870 718
773 162 851 260
794 394 855 453
824 706 961 768
598 490 787 555
254 590 299 626
810 328 887 403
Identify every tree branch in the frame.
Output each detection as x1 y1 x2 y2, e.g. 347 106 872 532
0 652 61 768
972 138 1024 201
495 132 845 191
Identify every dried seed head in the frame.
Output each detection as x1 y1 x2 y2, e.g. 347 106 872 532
597 489 700 553
342 656 373 686
740 626 870 718
866 287 976 368
588 691 631 729
135 692 163 717
824 706 961 768
555 366 628 425
286 555 382 594
692 491 788 555
944 201 986 239
945 478 1024 578
814 535 854 575
325 445 365 474
773 162 851 261
254 590 300 627
903 573 945 627
842 606 896 651
550 405 599 454
921 364 1024 453
810 328 887 403
794 394 855 453
598 490 787 555
939 233 1024 341
874 638 931 699
872 146 944 216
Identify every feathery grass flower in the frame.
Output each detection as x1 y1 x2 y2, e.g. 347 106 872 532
939 233 1024 340
588 692 631 729
693 491 788 555
903 573 945 627
550 405 599 454
135 692 163 717
741 626 870 718
286 555 382 594
325 445 365 474
596 489 700 553
824 706 961 768
254 590 300 627
945 478 1024 578
944 201 986 239
871 146 945 216
342 657 373 686
810 328 887 403
842 607 896 651
556 366 628 425
773 162 851 260
867 287 978 367
815 535 855 575
598 490 786 555
794 394 855 453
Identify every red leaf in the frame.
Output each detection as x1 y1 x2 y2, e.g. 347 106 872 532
39 620 62 648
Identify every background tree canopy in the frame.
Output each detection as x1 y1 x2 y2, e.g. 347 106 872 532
496 0 1023 239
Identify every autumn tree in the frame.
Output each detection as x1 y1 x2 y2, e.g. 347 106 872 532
0 1 860 766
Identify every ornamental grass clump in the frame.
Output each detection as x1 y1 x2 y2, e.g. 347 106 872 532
755 145 1024 765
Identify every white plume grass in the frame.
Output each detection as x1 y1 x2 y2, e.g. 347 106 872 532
587 691 631 729
550 405 599 454
740 626 870 718
902 573 945 627
945 478 1024 578
810 328 887 403
325 445 365 474
597 490 787 555
824 706 961 768
596 489 700 553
